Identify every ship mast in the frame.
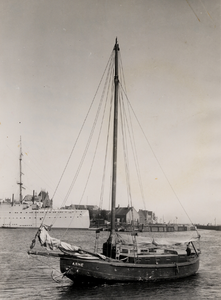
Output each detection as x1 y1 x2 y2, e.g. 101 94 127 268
17 136 24 203
110 38 120 242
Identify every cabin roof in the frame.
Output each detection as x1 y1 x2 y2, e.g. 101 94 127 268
115 206 133 216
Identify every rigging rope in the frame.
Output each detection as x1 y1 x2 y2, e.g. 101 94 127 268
119 84 200 235
99 67 115 209
60 53 114 208
78 55 115 207
119 83 147 210
38 43 200 237
40 51 115 228
118 53 147 211
119 93 133 207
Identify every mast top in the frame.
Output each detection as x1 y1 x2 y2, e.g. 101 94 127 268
114 38 120 51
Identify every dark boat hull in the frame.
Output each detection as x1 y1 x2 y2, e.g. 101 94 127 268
60 255 200 283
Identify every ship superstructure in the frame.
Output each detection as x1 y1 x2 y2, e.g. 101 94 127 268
0 198 90 229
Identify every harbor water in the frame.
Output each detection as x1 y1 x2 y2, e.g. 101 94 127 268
0 228 220 299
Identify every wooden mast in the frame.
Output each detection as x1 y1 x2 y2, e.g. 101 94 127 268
110 38 120 242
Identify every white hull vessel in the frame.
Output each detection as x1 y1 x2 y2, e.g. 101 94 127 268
0 202 90 229
0 137 90 230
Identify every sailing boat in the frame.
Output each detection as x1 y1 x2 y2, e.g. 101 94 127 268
28 39 201 283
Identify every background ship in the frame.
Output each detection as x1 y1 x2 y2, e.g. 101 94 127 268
0 190 90 229
0 138 90 229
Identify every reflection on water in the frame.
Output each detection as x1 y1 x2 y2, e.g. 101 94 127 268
0 229 220 299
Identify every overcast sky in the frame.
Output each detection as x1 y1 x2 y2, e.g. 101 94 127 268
0 0 220 224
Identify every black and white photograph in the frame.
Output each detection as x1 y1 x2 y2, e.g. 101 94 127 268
0 1 220 299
